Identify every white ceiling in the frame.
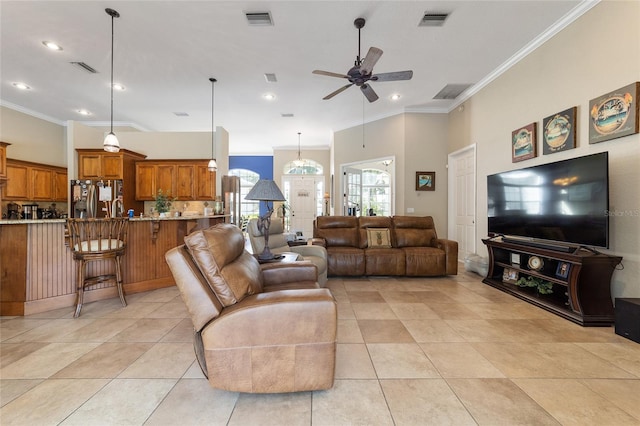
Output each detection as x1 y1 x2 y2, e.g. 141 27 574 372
1 1 589 155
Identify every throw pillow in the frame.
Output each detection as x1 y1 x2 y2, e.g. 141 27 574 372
367 228 391 248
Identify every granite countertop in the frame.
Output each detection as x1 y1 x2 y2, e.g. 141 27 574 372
0 214 229 225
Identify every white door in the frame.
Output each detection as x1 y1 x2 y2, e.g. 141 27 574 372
448 145 476 262
286 176 320 239
343 167 362 216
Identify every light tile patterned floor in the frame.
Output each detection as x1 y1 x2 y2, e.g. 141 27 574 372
2 271 640 425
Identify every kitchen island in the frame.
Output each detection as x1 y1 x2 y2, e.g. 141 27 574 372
0 215 228 316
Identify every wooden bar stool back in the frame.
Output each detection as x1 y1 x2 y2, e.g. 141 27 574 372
66 218 129 317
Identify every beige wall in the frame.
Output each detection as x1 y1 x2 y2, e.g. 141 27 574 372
333 112 450 236
0 106 66 166
448 0 640 298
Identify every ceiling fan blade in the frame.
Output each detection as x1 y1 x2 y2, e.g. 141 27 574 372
372 70 413 82
359 47 383 75
323 83 354 100
360 84 379 102
313 70 349 79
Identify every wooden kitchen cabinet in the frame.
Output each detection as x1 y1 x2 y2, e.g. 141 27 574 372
135 160 214 201
0 142 9 179
195 165 216 199
4 159 67 202
53 170 68 201
76 149 146 180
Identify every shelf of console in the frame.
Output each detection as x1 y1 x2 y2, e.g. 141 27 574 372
482 238 622 327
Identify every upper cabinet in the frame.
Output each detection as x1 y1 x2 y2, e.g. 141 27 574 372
135 160 215 201
76 149 146 181
4 159 67 202
0 142 9 180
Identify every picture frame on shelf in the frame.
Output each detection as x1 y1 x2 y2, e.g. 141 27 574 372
589 82 639 144
415 171 436 191
502 267 519 284
512 122 537 162
556 261 571 279
543 106 577 154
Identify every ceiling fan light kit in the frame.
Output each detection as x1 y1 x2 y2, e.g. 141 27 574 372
313 17 413 103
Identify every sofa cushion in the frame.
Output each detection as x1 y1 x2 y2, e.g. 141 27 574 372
326 246 365 276
366 228 391 248
184 224 262 307
315 216 359 247
403 247 446 276
393 216 437 248
364 248 405 275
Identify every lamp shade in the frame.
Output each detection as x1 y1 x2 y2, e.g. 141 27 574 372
103 132 120 153
245 179 286 202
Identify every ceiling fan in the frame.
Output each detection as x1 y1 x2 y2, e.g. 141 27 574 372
313 17 413 103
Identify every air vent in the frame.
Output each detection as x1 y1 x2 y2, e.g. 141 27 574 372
433 84 472 100
419 13 449 27
173 112 189 117
70 61 98 73
281 113 294 118
264 73 277 83
245 12 273 26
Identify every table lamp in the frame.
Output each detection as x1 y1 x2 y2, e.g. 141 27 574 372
245 179 286 260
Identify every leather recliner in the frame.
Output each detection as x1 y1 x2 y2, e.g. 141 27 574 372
247 218 328 286
165 223 337 393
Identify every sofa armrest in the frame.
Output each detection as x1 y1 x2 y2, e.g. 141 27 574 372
288 244 327 260
204 288 337 348
260 261 318 286
310 237 326 248
436 238 459 275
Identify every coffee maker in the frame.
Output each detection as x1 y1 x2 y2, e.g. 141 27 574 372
7 202 21 220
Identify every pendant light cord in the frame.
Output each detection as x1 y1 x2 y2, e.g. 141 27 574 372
110 13 114 134
210 78 217 158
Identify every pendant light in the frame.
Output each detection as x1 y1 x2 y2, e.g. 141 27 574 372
103 8 120 153
208 77 218 172
293 132 304 168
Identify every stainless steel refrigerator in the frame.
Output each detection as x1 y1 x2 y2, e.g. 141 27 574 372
222 175 241 226
70 179 124 218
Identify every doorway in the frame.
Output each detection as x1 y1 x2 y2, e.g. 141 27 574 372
282 175 323 239
447 144 476 263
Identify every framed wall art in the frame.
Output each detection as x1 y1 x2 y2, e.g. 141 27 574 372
589 82 639 144
415 171 435 191
543 106 577 154
512 122 537 162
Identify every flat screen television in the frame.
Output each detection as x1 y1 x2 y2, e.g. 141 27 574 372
487 152 609 249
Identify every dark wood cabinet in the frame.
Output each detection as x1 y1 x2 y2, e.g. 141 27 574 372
482 238 622 326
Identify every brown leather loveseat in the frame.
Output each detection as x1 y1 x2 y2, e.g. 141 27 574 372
165 223 337 393
313 215 458 277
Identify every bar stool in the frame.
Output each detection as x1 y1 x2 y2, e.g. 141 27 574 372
66 218 129 317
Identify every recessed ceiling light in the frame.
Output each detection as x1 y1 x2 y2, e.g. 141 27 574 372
390 94 401 101
76 109 92 116
12 82 31 90
112 83 126 91
263 93 275 100
42 41 63 51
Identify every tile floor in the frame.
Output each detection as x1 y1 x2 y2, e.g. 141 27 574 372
2 271 640 425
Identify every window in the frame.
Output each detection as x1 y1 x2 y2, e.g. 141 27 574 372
228 168 260 218
283 159 323 175
361 168 391 216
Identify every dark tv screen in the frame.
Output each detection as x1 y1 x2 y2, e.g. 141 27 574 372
487 152 609 248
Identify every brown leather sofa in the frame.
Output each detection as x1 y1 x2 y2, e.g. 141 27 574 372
165 223 337 393
313 215 458 277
